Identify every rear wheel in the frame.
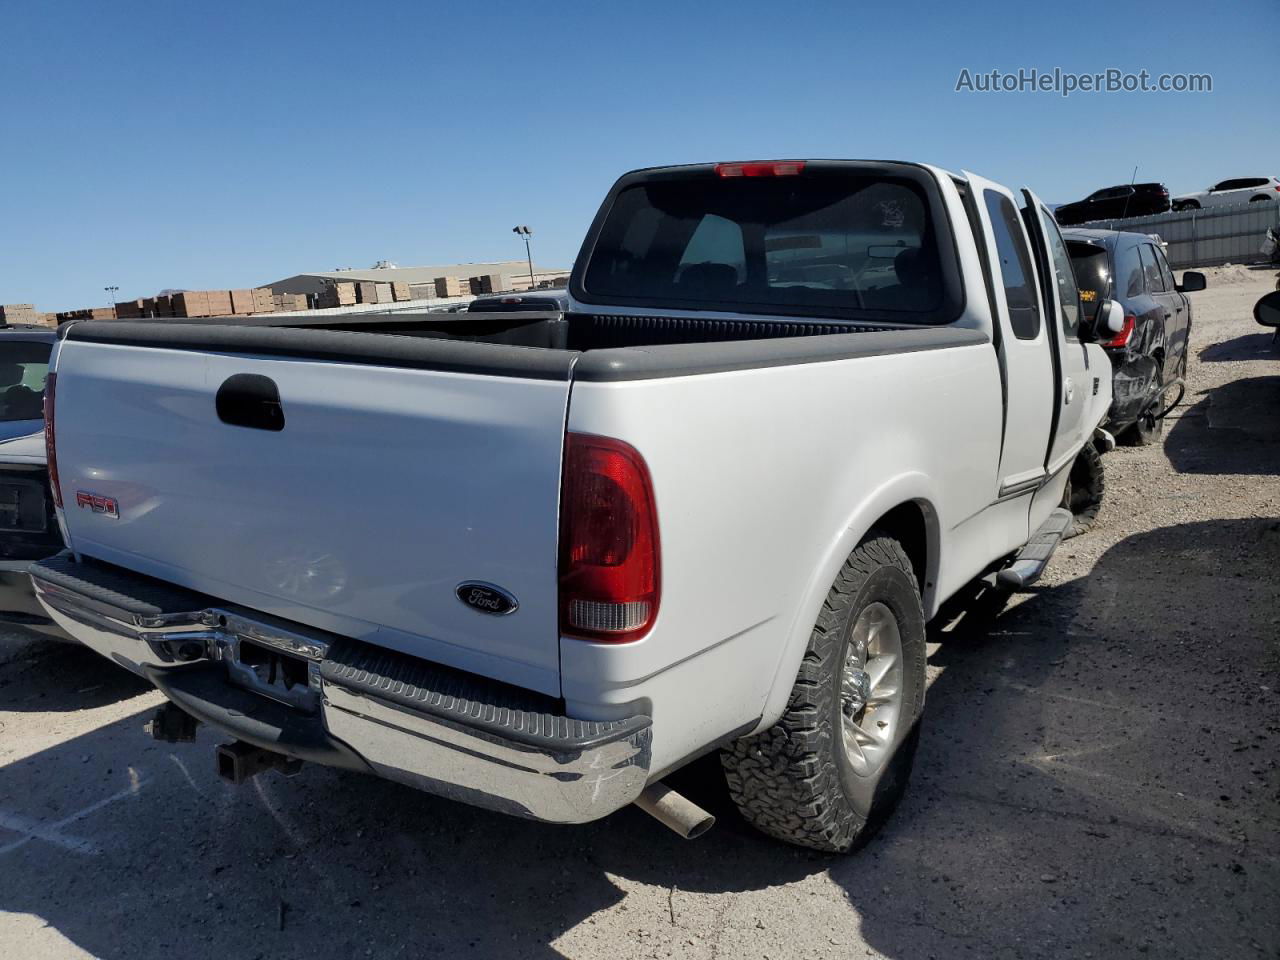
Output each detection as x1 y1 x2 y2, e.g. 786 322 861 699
720 532 926 853
1123 357 1179 447
1123 407 1164 446
1061 442 1105 539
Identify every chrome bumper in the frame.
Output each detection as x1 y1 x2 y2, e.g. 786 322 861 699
31 555 652 824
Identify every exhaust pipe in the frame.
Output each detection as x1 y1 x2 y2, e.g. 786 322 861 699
634 783 715 840
216 741 303 785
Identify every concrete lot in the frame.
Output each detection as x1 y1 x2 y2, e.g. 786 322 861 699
1 265 1277 959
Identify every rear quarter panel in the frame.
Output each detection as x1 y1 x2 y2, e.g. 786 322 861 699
561 339 1003 776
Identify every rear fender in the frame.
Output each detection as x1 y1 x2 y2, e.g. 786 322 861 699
753 473 941 734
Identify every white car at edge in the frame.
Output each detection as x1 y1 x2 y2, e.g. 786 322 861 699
1172 176 1280 211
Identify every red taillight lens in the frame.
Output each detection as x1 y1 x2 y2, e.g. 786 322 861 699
44 372 62 508
559 433 660 643
715 161 806 178
1101 314 1136 348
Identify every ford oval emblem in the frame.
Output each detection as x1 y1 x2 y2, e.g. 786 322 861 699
456 581 519 616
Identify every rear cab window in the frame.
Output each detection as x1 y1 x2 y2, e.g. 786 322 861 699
0 340 51 423
575 163 964 324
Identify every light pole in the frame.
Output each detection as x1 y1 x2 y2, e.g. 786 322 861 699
512 225 535 290
105 286 119 318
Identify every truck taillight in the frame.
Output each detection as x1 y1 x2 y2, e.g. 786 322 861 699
559 433 660 643
44 372 62 508
1101 314 1136 348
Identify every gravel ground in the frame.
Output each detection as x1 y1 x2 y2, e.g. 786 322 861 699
1 266 1277 960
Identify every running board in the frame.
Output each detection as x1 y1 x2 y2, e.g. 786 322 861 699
995 508 1074 590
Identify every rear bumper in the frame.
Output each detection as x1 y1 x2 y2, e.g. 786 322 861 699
30 552 652 824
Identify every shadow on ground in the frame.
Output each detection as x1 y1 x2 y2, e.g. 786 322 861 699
1199 332 1280 362
1 522 1277 959
1166 376 1280 475
0 634 152 712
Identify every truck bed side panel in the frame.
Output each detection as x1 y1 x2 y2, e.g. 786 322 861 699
559 333 1002 775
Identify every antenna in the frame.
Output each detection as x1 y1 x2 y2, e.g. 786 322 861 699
1118 165 1139 222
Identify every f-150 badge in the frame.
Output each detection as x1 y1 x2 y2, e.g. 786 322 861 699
456 581 518 616
75 491 119 519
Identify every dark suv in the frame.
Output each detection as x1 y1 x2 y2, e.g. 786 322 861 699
1054 183 1171 226
1063 229 1205 444
0 327 71 639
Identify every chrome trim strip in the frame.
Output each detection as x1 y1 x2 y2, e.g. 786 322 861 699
996 472 1045 500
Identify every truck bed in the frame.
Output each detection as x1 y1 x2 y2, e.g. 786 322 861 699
70 313 987 380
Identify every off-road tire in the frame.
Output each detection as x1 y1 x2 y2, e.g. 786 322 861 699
1061 441 1106 539
720 533 927 853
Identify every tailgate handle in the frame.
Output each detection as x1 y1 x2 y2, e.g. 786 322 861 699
216 374 285 432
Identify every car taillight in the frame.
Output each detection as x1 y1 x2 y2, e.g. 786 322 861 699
715 161 805 178
1101 314 1136 348
558 432 660 643
44 372 62 507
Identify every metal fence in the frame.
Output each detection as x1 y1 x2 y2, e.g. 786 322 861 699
1071 198 1279 269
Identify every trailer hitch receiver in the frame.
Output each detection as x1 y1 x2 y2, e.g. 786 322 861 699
215 741 303 784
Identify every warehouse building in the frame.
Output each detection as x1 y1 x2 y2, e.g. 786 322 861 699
263 261 569 302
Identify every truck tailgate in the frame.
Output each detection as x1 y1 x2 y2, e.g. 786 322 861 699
51 326 574 696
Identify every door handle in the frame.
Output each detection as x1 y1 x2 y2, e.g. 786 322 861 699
1064 377 1075 405
1163 312 1172 320
216 374 285 431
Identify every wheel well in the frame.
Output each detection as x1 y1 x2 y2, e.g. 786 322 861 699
869 502 930 593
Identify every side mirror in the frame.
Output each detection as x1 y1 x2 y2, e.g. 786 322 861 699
1255 290 1280 328
1100 299 1126 336
1178 270 1207 293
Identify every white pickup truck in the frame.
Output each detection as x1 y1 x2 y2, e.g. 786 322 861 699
34 160 1114 852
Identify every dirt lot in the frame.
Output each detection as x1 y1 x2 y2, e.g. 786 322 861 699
1 266 1277 960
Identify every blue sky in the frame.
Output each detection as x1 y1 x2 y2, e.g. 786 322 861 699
2 0 1274 311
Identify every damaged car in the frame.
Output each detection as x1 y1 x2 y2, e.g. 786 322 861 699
1063 228 1205 445
0 327 72 639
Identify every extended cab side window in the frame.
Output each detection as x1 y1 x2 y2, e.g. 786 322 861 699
1037 209 1081 340
984 190 1041 339
1139 244 1165 292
